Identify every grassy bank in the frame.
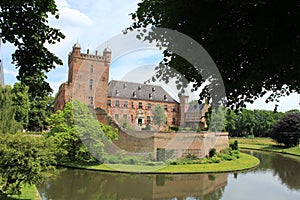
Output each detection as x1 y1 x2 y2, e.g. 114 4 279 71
8 184 40 200
230 137 300 157
61 152 259 174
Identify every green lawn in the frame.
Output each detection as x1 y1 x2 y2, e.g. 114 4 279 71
157 153 259 173
230 137 300 157
62 152 259 174
8 184 40 200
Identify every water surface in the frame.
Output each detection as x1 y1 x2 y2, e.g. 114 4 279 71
38 151 300 200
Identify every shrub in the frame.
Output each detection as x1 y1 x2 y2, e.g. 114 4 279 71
170 126 179 131
221 154 235 161
107 156 119 164
231 150 240 159
230 140 239 150
270 113 300 147
211 156 222 163
185 153 198 160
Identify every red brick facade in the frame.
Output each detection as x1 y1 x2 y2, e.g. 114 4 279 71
54 43 111 112
54 44 208 128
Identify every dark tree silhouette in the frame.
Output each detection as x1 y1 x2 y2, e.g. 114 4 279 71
271 113 300 147
128 0 300 108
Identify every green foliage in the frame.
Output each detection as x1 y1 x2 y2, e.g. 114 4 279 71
225 108 284 137
169 149 240 165
185 153 197 160
120 118 131 129
152 105 166 127
47 100 118 163
208 106 226 131
0 0 65 98
230 140 239 150
0 85 21 134
27 95 49 132
129 0 300 108
0 133 56 198
270 113 300 147
142 123 151 130
11 82 29 128
170 126 179 132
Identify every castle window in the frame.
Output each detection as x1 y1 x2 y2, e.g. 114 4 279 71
138 85 142 90
115 114 119 121
133 91 137 98
164 105 168 111
138 102 143 109
164 95 168 101
123 101 128 108
131 102 134 108
149 93 152 99
152 87 155 92
172 106 176 112
131 115 134 123
89 79 93 90
116 90 120 96
123 114 127 120
115 100 120 107
90 97 93 105
107 100 111 107
90 65 93 73
147 103 151 109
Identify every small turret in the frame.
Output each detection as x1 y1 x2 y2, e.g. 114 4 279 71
72 42 81 56
103 47 112 64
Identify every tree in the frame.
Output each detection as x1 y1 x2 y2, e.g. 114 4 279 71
0 85 21 134
27 96 48 132
11 82 29 129
128 0 300 108
225 109 237 134
207 106 226 132
270 113 300 147
0 133 56 198
0 0 65 98
152 105 166 127
47 100 118 163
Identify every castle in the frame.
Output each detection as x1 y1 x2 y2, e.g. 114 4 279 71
54 43 228 159
54 43 209 129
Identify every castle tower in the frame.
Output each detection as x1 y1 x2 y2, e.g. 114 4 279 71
54 43 111 112
179 95 189 127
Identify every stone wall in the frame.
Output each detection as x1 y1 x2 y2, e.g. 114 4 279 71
95 108 228 160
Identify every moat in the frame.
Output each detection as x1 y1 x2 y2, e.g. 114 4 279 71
37 151 300 200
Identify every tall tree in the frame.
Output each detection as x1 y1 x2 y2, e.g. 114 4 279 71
27 96 48 132
11 82 29 129
0 0 65 98
0 85 20 134
128 0 300 108
271 113 300 147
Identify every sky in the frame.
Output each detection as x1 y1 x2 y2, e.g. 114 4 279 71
0 0 299 112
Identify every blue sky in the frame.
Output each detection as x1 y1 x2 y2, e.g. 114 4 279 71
0 0 299 112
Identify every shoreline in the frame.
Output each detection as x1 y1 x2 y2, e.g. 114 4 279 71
58 152 260 174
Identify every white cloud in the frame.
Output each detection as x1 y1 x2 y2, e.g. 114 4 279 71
246 92 300 112
3 68 17 77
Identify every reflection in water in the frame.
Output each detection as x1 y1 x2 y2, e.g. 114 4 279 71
38 151 300 200
38 170 227 200
251 151 300 191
